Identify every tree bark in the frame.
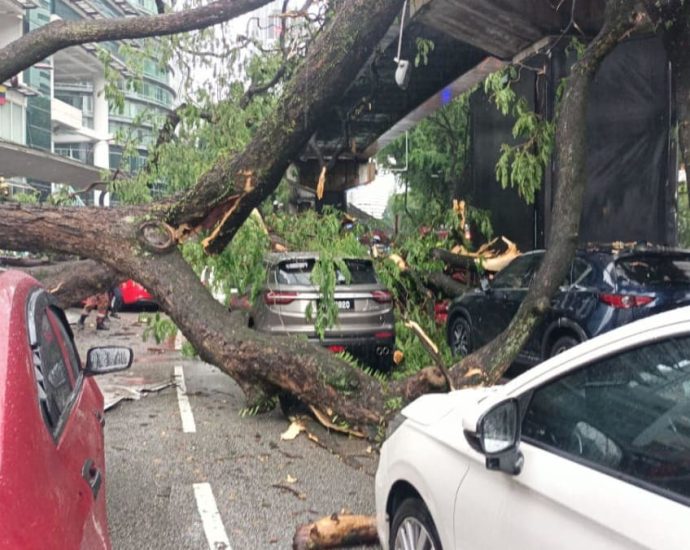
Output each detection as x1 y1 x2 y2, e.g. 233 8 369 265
430 248 477 270
0 0 273 84
24 260 124 309
293 514 378 550
425 271 468 298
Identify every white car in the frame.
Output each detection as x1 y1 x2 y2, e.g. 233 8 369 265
375 305 690 550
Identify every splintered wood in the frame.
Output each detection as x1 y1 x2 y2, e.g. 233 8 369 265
293 514 378 550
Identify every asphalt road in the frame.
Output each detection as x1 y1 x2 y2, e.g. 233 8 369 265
73 312 381 550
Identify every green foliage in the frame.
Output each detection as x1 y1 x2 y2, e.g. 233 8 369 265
47 186 83 206
239 395 278 417
414 38 435 67
380 92 475 233
181 214 270 302
566 37 587 59
467 207 494 243
139 312 178 344
384 396 403 412
11 191 39 204
97 48 126 113
678 181 690 248
181 341 198 358
93 12 294 204
484 66 518 116
484 67 555 204
373 230 455 378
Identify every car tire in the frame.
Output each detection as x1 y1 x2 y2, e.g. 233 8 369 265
376 353 394 375
390 497 442 550
550 335 579 357
448 316 472 357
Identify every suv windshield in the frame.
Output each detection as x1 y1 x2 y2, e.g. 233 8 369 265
492 253 543 289
616 254 690 287
272 258 378 286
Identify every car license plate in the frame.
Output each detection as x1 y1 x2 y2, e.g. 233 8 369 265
335 299 354 310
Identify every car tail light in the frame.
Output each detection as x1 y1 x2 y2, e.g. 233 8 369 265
328 345 346 353
434 300 449 325
375 331 394 340
264 290 297 305
599 293 654 309
371 290 392 303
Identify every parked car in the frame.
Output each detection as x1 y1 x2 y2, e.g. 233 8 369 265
117 279 156 309
376 305 690 549
250 253 395 372
447 246 690 366
0 270 133 549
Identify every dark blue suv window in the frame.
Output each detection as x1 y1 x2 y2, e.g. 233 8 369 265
616 254 690 287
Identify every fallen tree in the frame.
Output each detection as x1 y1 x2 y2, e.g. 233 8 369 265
0 0 678 437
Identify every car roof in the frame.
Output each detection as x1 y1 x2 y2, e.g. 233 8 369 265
266 252 319 263
0 270 42 432
265 252 370 264
519 244 690 257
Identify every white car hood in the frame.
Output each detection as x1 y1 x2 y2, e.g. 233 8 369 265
401 387 495 426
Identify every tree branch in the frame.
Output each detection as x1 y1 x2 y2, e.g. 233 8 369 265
0 0 273 84
145 103 214 174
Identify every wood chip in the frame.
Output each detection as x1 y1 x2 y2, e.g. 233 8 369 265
280 420 306 440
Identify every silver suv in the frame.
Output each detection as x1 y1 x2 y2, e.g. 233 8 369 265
250 253 395 372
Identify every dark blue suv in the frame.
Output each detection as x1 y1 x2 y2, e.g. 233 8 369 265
446 247 690 366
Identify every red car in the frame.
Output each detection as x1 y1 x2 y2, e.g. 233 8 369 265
118 279 155 308
0 271 133 549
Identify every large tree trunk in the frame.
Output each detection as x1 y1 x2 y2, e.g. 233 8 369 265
0 0 664 435
23 260 124 309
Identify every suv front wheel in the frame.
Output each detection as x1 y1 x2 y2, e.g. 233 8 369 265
448 316 472 357
549 334 579 357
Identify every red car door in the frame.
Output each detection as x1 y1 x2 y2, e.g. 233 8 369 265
48 303 110 549
0 273 109 550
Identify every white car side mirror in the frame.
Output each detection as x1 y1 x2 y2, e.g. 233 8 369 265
476 399 524 475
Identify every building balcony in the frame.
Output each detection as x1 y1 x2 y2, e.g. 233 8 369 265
51 97 82 131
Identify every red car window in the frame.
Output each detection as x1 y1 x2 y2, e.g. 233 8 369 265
36 309 75 435
48 306 81 380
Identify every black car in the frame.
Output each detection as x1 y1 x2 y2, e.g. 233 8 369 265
447 247 690 366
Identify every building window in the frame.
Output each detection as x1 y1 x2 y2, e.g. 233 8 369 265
0 101 26 144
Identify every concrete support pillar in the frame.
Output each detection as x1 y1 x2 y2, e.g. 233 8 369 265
92 71 110 207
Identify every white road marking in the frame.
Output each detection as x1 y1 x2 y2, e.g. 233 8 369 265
174 365 196 433
193 483 232 550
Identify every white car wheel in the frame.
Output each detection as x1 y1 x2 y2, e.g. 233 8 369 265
391 498 441 550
